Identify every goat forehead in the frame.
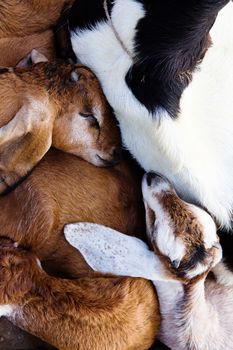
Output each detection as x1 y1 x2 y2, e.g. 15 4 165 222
156 196 216 250
152 181 171 194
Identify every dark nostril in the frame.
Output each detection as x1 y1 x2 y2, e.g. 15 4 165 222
146 172 156 186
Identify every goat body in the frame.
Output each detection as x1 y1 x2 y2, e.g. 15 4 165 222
0 149 159 349
0 149 144 277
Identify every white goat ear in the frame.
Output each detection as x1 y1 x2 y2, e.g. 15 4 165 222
17 49 48 67
64 223 159 280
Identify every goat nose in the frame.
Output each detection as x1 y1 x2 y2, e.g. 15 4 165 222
146 172 157 186
146 172 168 187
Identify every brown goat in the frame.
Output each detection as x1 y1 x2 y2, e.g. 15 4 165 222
0 149 144 277
0 238 158 350
0 1 74 66
0 52 120 194
0 149 159 349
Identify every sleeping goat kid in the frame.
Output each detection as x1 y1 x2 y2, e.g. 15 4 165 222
0 238 158 350
59 0 233 233
0 148 146 279
0 50 120 194
65 173 228 350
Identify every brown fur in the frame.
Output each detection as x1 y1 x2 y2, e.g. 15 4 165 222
0 1 74 67
0 62 120 193
0 150 159 349
0 149 144 276
0 31 55 67
0 239 158 350
159 193 204 255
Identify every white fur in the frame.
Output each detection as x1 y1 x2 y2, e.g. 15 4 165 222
155 278 233 350
70 71 79 82
189 204 218 249
0 305 14 317
64 222 168 281
213 261 233 287
71 1 233 228
142 178 186 263
36 258 42 269
186 261 214 280
64 222 232 350
69 113 94 145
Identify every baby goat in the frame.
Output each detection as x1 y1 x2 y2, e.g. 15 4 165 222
0 51 120 194
0 236 158 350
0 148 145 279
66 173 226 350
0 146 158 349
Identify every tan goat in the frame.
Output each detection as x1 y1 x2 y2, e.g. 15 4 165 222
0 149 159 349
0 51 120 194
0 238 158 350
0 148 144 278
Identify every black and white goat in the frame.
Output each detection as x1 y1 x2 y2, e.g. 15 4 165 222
57 0 233 232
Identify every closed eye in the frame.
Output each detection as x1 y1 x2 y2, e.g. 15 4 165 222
80 113 100 129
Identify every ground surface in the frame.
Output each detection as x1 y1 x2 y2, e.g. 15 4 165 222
0 318 170 350
0 318 56 350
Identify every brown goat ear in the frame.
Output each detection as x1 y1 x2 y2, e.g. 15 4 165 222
0 100 54 190
17 49 48 68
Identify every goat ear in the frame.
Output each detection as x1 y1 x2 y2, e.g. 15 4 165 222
17 49 48 68
0 100 53 191
0 101 52 148
64 223 159 280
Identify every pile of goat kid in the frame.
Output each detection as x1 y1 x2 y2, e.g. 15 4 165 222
0 1 233 349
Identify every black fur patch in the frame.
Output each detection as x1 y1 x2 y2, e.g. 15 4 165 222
59 0 229 117
55 0 113 61
219 227 233 271
68 0 113 32
178 244 207 276
126 0 228 117
54 4 78 63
